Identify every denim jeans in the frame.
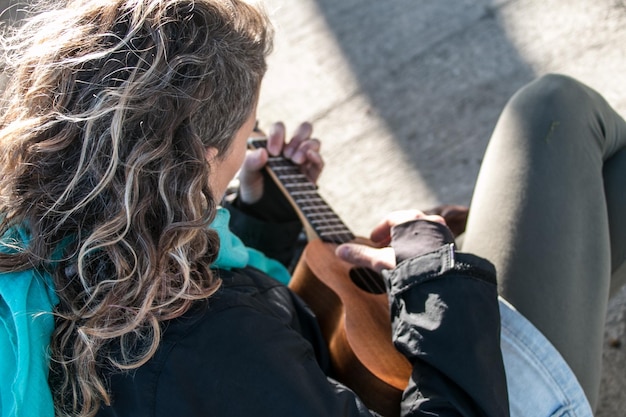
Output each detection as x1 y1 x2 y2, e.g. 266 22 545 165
500 298 593 417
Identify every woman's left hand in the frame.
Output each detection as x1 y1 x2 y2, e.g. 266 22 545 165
238 121 324 204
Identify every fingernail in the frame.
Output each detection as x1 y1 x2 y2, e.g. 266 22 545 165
292 151 304 163
268 143 280 156
335 244 348 258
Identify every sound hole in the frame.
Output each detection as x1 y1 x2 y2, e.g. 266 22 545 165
349 267 386 294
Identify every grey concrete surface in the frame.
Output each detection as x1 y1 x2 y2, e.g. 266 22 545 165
257 0 626 415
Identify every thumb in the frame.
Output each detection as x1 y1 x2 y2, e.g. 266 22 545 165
335 243 396 274
238 148 268 204
241 148 268 174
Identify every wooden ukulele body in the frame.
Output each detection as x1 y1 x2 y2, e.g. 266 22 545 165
289 239 411 417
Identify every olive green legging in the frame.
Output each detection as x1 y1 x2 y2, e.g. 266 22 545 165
462 74 626 411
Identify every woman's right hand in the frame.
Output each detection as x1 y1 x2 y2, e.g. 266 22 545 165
335 210 447 274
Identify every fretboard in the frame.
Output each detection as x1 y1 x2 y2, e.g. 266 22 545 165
248 138 354 244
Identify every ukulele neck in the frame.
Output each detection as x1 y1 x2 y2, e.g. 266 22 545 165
248 138 354 244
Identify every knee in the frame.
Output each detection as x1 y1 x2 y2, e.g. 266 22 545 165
529 73 585 93
506 73 595 122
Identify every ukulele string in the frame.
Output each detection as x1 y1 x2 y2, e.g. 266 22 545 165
293 169 388 295
273 149 385 295
249 138 386 294
289 176 386 295
266 156 386 295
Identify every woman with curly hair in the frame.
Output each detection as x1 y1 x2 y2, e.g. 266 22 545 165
0 1 505 415
0 0 287 415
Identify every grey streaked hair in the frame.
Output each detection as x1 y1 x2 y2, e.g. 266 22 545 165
0 0 272 415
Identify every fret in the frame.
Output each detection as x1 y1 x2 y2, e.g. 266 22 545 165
307 210 339 219
295 194 324 201
303 210 339 218
267 156 292 163
310 218 344 225
301 204 334 212
270 167 299 175
307 218 344 226
319 225 352 233
280 177 313 183
319 231 354 243
267 157 294 163
283 185 316 193
298 201 330 208
268 166 298 173
269 165 298 172
285 187 315 195
276 174 308 181
290 190 318 196
267 160 300 172
294 197 325 205
272 169 306 175
283 182 314 189
316 224 351 232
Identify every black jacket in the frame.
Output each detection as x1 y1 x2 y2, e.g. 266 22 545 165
97 198 509 417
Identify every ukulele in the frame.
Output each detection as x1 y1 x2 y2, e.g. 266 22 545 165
248 138 411 417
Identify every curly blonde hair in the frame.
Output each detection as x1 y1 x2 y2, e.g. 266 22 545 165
0 0 272 415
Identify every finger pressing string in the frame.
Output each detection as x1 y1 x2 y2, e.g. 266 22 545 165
267 122 285 156
284 122 313 158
